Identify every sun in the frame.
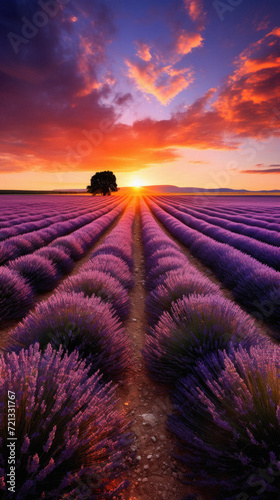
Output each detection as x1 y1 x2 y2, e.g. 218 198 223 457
131 178 142 188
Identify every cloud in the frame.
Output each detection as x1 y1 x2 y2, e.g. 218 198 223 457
126 1 205 104
184 0 206 29
186 160 211 164
241 163 280 174
114 93 133 106
241 169 280 174
254 17 271 32
176 31 203 55
215 27 280 138
136 42 152 61
126 60 193 105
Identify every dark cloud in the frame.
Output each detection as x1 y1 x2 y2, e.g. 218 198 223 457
241 169 280 174
114 92 133 106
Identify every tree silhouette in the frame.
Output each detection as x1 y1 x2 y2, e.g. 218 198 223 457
87 171 118 196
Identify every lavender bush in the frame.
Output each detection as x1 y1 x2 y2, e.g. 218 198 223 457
85 255 134 289
58 270 130 320
35 247 74 276
9 293 130 380
145 248 185 272
0 268 34 326
9 255 58 293
168 344 280 499
50 237 84 261
144 294 267 384
145 256 186 291
93 244 134 271
0 343 132 499
146 269 221 326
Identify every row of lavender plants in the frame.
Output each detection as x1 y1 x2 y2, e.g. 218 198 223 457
0 195 112 226
152 197 280 271
146 197 280 329
0 200 136 499
0 199 128 327
162 195 280 228
158 195 280 246
0 197 97 225
0 197 126 265
0 196 118 240
140 200 280 499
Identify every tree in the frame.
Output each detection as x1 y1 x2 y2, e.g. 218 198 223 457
87 171 118 196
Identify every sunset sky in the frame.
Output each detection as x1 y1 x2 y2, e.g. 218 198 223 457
0 0 279 190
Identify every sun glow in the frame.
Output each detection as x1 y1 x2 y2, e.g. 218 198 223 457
131 178 142 188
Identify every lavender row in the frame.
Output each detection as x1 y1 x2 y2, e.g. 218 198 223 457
0 200 92 227
159 195 280 229
0 200 127 327
0 198 125 266
152 198 280 271
147 197 280 329
0 194 112 220
0 196 118 240
159 196 280 247
140 199 266 385
0 194 113 225
166 194 280 219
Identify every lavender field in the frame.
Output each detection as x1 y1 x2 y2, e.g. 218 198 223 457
1 193 280 500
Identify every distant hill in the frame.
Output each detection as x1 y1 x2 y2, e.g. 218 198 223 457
1 185 280 195
118 185 280 194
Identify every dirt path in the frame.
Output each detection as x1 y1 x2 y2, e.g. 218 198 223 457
116 201 210 500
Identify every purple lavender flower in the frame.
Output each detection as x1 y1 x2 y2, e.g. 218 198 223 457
145 256 186 291
168 344 280 498
50 237 84 260
146 268 221 326
86 255 134 289
58 270 130 320
0 343 132 499
35 247 74 276
8 255 58 293
0 268 34 327
9 292 130 380
93 244 134 271
144 294 267 384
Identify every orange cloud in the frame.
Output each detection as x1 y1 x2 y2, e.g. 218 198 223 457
136 42 152 61
126 60 193 105
127 2 206 105
216 27 280 138
176 31 203 55
184 0 206 30
184 0 205 24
